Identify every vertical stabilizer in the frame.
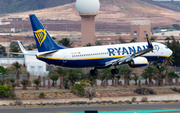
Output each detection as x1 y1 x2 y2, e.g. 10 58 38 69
29 14 67 52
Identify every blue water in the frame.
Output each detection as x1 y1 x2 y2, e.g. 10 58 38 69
73 109 180 113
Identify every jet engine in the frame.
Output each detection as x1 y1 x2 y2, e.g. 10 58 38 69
128 57 148 68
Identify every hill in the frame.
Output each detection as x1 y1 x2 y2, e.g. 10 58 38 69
2 0 180 32
5 0 180 24
0 0 76 14
141 0 180 12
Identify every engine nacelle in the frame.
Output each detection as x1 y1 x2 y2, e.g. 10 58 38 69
128 57 148 68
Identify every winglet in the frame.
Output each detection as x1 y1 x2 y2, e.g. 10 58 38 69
17 41 28 53
146 34 153 48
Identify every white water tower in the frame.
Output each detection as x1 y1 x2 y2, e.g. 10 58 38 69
76 0 100 46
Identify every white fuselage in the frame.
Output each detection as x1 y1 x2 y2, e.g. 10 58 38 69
37 42 172 68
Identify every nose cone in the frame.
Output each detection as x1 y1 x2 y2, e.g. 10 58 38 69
169 49 173 57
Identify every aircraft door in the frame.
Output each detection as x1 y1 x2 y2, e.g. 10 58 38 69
62 53 67 63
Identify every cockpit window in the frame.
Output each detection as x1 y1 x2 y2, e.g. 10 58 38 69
165 46 168 49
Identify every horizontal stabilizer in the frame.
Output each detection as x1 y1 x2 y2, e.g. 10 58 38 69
36 50 58 56
7 52 36 56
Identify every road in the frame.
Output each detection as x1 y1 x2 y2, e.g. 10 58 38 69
0 103 180 113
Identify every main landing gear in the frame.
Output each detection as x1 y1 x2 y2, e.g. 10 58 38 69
152 61 162 69
90 67 119 75
111 69 119 75
90 69 98 75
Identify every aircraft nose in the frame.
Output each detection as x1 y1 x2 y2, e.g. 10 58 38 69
169 49 173 56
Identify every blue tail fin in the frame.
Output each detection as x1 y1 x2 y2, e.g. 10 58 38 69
29 14 67 52
146 34 153 48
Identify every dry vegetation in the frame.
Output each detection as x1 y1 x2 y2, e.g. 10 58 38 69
4 87 178 100
4 0 180 25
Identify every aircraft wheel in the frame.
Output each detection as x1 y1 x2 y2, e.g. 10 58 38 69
111 69 119 74
114 69 119 74
90 69 98 75
157 64 161 69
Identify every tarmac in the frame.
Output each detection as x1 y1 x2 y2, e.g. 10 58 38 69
0 103 180 113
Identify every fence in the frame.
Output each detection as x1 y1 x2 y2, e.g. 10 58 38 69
0 74 27 80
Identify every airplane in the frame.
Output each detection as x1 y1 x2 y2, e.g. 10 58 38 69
9 14 173 75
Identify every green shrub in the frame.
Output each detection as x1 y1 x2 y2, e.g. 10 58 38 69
141 97 148 102
62 91 67 93
39 92 45 98
134 88 156 95
125 100 132 104
164 100 171 103
71 83 85 97
0 85 12 99
9 78 15 84
0 80 5 85
131 97 137 102
21 79 29 90
171 87 178 92
71 80 95 100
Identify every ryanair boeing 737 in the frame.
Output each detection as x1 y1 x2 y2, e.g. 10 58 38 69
10 14 173 75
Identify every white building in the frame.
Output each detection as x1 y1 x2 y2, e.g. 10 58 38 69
0 51 49 76
24 51 48 76
0 58 24 68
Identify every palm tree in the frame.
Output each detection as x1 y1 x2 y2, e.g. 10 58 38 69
164 55 174 66
130 39 136 43
99 69 110 87
118 65 132 87
109 73 116 86
141 72 148 86
118 37 126 43
0 66 6 75
150 37 155 42
58 38 72 47
85 43 92 47
9 78 16 89
165 36 180 66
0 79 5 85
33 79 40 90
163 55 174 85
0 45 6 56
168 71 178 86
55 67 66 89
68 70 79 86
165 37 171 41
86 71 98 87
127 75 132 85
132 73 139 85
10 46 20 53
156 65 165 86
12 62 22 87
95 41 102 45
20 79 29 90
143 66 157 86
48 74 59 87
52 37 56 40
116 75 121 86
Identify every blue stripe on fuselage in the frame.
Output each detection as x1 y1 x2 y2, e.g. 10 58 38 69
37 55 168 68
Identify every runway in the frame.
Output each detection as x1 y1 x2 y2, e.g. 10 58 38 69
0 103 180 113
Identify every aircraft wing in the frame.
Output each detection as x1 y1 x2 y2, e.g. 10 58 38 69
105 34 153 67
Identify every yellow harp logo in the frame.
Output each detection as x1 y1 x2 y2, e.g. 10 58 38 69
34 29 47 47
